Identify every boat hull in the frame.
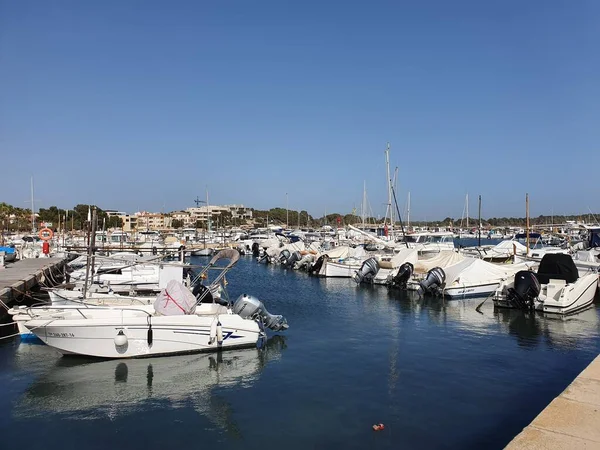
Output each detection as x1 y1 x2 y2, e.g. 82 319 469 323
25 313 262 358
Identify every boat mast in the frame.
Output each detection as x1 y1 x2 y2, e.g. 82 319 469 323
466 193 469 229
206 187 211 234
362 181 366 228
526 193 530 255
384 143 393 237
407 191 410 231
478 195 482 247
30 176 35 233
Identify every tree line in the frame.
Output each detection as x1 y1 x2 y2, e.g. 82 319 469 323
0 202 123 232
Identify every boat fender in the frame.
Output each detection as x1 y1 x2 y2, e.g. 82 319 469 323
147 325 153 346
147 317 153 346
216 320 223 345
114 330 128 347
209 320 217 344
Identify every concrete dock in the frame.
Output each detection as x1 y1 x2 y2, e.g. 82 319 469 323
506 354 600 449
0 257 67 308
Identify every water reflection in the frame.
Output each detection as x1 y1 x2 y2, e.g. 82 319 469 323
384 287 600 350
14 335 287 430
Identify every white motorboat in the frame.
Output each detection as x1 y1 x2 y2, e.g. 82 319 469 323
18 249 289 357
493 253 598 315
424 258 536 299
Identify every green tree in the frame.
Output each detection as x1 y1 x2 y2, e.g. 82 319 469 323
172 219 184 229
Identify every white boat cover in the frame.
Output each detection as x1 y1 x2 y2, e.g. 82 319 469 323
443 258 534 286
414 251 465 273
154 280 197 315
485 240 528 257
390 248 419 267
265 241 306 258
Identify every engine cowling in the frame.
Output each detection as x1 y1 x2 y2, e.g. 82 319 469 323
418 267 446 296
391 262 414 289
353 257 380 284
232 294 289 331
507 271 540 310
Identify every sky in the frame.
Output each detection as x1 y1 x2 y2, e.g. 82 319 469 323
1 1 598 221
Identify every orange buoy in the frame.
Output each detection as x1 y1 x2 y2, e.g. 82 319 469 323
39 227 54 241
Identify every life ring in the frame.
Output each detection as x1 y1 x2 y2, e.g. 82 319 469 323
39 228 54 241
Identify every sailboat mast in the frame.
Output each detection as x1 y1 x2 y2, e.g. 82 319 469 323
30 176 35 233
466 193 469 229
206 187 211 233
385 143 393 235
362 181 366 228
407 191 411 231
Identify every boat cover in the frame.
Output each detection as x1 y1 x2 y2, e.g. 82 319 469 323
536 253 579 284
390 248 419 267
265 241 306 258
443 258 534 286
414 251 465 273
484 240 528 258
154 280 197 315
318 245 366 260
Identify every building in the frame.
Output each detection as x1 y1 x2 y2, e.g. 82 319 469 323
117 214 138 232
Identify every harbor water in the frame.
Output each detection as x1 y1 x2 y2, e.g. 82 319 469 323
1 255 599 449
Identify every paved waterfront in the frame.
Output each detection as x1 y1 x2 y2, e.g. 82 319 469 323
506 354 600 449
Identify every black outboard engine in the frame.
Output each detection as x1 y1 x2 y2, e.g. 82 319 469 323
418 267 446 296
251 242 260 258
353 257 380 284
507 271 540 310
391 262 414 289
232 294 289 331
279 249 291 265
309 255 326 275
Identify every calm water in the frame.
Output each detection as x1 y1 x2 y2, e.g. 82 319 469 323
1 255 599 450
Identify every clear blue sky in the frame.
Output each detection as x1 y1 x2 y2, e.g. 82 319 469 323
1 1 598 221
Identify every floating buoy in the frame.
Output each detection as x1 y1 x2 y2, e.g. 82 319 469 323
372 423 385 431
114 330 128 347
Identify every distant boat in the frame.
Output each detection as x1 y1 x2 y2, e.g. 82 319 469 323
192 248 214 257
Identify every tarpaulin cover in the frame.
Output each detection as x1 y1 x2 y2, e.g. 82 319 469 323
414 251 465 273
154 280 197 316
443 258 534 286
485 240 528 258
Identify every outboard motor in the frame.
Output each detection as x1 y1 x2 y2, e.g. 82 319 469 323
353 257 380 284
309 255 327 275
279 249 291 265
251 242 260 258
285 251 301 268
232 294 289 331
391 262 414 289
418 267 446 296
507 271 540 310
295 254 315 271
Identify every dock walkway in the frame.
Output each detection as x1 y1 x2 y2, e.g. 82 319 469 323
0 257 66 306
506 354 600 449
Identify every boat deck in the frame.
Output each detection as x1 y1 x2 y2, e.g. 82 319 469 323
506 354 600 449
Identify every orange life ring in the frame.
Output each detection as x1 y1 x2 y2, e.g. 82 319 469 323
39 227 54 241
